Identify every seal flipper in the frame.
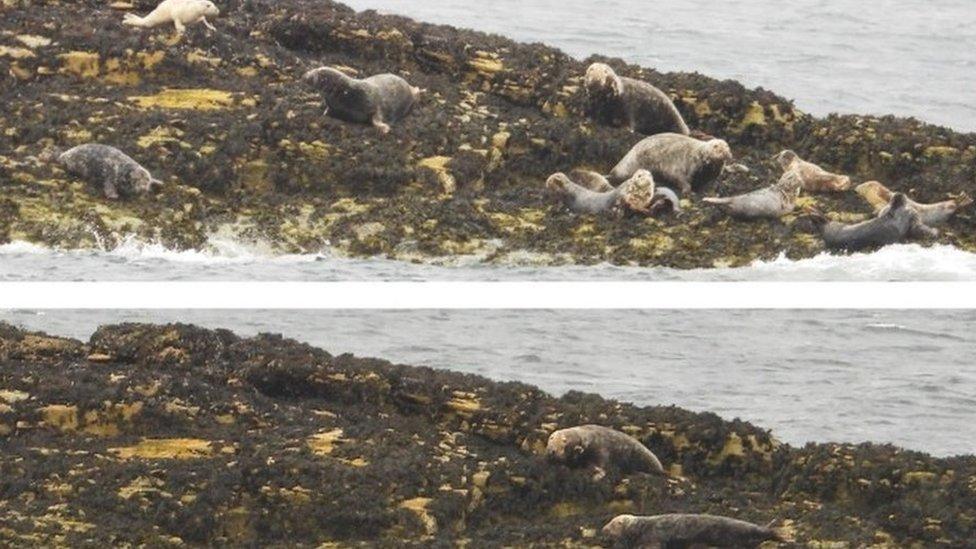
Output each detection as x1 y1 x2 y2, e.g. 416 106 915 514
909 221 939 240
371 113 391 134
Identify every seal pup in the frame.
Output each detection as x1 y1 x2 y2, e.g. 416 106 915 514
703 170 802 220
608 133 733 196
547 171 656 217
773 150 851 192
856 180 972 226
123 0 220 33
805 193 938 252
47 144 163 200
602 514 786 548
585 62 690 136
546 425 665 480
302 67 421 134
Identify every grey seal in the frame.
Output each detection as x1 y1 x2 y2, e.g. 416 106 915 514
602 513 786 548
46 144 162 200
608 133 733 196
856 180 972 226
558 170 682 215
546 424 665 480
585 62 690 136
805 193 938 252
123 0 219 34
774 149 851 192
302 67 421 134
703 170 802 219
546 170 656 217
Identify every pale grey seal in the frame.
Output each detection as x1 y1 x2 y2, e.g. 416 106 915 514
856 180 972 226
703 170 802 220
585 62 690 136
302 67 421 134
773 149 851 192
123 0 219 33
546 424 665 480
602 513 786 548
48 144 163 200
608 133 733 196
546 170 656 217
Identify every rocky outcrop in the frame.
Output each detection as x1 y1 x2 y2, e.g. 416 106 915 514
1 0 974 267
1 322 973 545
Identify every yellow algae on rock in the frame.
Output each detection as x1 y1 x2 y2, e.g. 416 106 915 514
468 52 504 75
0 46 35 59
447 392 481 418
129 89 236 111
738 101 767 129
0 389 30 403
111 438 214 460
307 428 345 455
417 156 456 194
16 34 51 48
58 51 100 78
399 497 437 535
923 146 959 159
137 126 187 149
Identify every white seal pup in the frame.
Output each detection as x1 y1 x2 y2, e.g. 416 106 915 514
123 0 220 34
602 514 786 548
547 170 656 217
856 180 972 226
546 424 665 480
703 170 802 220
805 193 938 252
773 149 851 192
46 144 163 200
585 62 690 136
608 133 733 196
302 67 421 134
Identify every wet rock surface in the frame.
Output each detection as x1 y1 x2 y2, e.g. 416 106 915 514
1 0 974 268
1 322 974 545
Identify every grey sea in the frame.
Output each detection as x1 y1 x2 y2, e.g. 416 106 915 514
3 310 973 457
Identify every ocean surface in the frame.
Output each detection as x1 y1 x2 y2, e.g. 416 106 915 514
3 310 972 457
344 0 976 132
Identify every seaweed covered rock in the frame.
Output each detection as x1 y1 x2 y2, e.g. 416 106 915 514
1 322 974 545
1 0 974 266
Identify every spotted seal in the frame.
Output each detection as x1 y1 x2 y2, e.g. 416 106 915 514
703 170 802 219
773 150 851 192
560 169 681 215
47 144 163 200
546 424 665 480
585 62 690 136
608 133 732 196
602 514 786 548
547 171 656 217
856 180 972 226
123 0 219 33
302 67 421 134
804 193 938 252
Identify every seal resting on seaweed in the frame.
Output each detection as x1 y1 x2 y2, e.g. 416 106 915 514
585 62 690 137
122 0 219 33
302 67 421 134
44 144 163 200
546 424 665 480
608 133 732 196
559 169 682 215
602 513 787 548
547 171 656 217
773 149 851 192
802 193 938 252
703 170 802 220
856 180 972 226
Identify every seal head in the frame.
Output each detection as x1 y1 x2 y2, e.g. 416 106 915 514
303 67 373 123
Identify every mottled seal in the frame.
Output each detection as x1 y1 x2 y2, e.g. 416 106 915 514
856 180 972 226
123 0 219 33
47 144 162 200
585 62 690 136
608 133 733 196
602 514 785 548
546 425 665 480
774 150 851 192
546 171 656 217
805 193 938 252
703 170 802 220
302 67 421 134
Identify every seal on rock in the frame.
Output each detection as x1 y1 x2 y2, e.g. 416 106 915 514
546 424 665 480
602 514 786 548
804 193 938 252
47 144 163 200
585 62 690 136
773 150 851 192
567 169 615 192
856 180 972 226
302 67 421 134
703 170 802 219
123 0 219 33
547 171 656 217
608 133 732 196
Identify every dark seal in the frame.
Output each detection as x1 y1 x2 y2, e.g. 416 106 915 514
546 424 665 480
608 133 732 196
585 62 690 136
302 67 421 134
49 144 162 200
804 193 938 252
602 513 786 548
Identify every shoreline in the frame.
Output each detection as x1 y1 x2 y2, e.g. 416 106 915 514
1 321 974 545
2 0 974 270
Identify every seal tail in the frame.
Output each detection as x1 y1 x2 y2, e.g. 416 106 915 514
123 13 148 27
38 145 64 164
